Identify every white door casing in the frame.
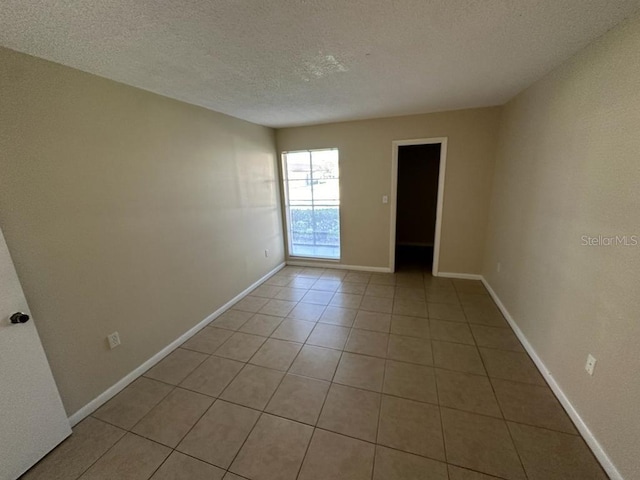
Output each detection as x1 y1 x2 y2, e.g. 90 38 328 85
389 137 448 274
0 227 71 480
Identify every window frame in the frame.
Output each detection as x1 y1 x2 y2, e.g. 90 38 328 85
281 148 341 261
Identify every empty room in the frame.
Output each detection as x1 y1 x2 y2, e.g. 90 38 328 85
1 1 639 479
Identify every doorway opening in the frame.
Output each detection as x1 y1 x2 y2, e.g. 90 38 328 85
389 138 447 274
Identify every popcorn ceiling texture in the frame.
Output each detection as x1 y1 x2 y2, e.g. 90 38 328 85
1 0 639 127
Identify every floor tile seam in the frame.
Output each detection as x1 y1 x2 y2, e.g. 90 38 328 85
475 343 530 480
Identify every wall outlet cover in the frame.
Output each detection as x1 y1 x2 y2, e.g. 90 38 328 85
585 354 597 375
107 332 121 350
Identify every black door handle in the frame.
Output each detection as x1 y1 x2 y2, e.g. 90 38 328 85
10 312 30 324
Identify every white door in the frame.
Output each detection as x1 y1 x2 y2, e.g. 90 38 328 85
0 227 71 480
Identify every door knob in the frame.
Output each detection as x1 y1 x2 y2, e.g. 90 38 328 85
10 312 30 324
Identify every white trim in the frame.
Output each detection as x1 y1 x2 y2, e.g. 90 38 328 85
67 262 286 427
437 272 483 280
286 260 391 273
481 276 623 480
390 138 448 274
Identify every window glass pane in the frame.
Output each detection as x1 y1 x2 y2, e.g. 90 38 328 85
283 149 340 260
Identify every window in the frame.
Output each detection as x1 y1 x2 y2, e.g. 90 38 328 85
282 149 340 259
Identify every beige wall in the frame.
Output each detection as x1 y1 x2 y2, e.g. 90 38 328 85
277 108 501 273
0 47 284 415
483 15 640 479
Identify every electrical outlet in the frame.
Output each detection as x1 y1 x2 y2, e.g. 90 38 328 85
264 249 269 258
585 354 597 375
382 195 389 204
496 262 501 273
107 332 121 350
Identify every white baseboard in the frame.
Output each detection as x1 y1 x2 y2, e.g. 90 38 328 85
480 276 622 480
67 262 286 427
286 260 391 273
437 272 483 280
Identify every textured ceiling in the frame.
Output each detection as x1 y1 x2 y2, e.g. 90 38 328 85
1 1 639 127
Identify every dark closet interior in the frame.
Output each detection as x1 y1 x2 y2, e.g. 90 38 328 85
395 143 441 271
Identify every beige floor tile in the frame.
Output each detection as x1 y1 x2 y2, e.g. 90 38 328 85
258 299 297 317
448 465 503 479
370 273 397 285
463 305 507 327
249 338 302 371
177 400 260 469
300 289 334 305
230 414 313 480
250 284 283 299
265 374 330 425
353 310 392 331
21 417 125 480
393 298 428 317
457 293 495 307
93 377 173 429
378 395 444 460
430 320 475 345
214 332 266 362
337 282 368 295
239 314 283 336
365 284 395 298
288 276 317 289
78 433 170 480
300 267 325 278
432 341 486 375
180 355 244 397
311 278 341 292
210 309 254 331
150 451 225 480
492 379 576 433
233 295 270 313
330 292 364 308
508 422 606 480
428 303 466 322
391 315 430 339
374 445 448 480
435 369 501 417
288 302 326 321
298 429 374 480
306 323 350 349
318 383 381 442
424 277 453 290
265 275 292 287
275 287 308 302
270 318 315 342
334 352 386 391
344 272 372 283
144 348 208 385
396 275 425 289
384 360 437 404
479 348 545 385
387 334 433 365
470 324 524 352
426 289 460 305
289 345 341 380
441 408 525 480
345 329 389 357
453 280 488 295
223 473 247 480
132 388 213 447
359 295 394 314
320 269 347 280
395 287 426 301
182 326 234 354
318 306 357 326
220 364 284 410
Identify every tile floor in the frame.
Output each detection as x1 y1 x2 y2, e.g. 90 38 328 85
22 266 608 480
